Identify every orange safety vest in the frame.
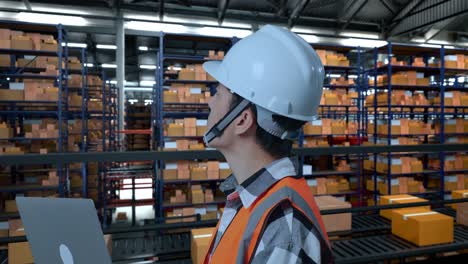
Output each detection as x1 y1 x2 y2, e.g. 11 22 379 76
204 176 332 264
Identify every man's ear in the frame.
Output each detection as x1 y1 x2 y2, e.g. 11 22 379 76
233 108 256 136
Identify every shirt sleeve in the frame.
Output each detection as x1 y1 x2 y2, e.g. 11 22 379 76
250 201 322 264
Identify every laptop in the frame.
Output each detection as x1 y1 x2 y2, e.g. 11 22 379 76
16 197 112 264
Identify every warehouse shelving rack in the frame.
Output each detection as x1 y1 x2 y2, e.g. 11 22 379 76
0 23 70 198
365 43 468 203
152 32 234 220
299 44 366 206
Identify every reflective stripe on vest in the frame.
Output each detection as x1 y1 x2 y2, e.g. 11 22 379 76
205 176 331 264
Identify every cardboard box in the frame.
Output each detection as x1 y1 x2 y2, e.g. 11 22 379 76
192 189 204 204
0 89 24 101
8 242 34 264
315 196 351 232
179 69 196 80
41 43 58 52
196 126 207 136
451 189 468 210
178 169 190 180
220 169 231 179
191 227 215 264
457 202 468 226
167 124 184 136
380 194 429 219
12 39 33 50
191 167 207 180
9 219 25 237
391 208 453 246
163 169 177 180
5 200 18 213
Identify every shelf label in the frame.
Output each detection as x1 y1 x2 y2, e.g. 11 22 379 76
303 165 313 175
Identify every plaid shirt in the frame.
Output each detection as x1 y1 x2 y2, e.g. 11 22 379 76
210 157 331 264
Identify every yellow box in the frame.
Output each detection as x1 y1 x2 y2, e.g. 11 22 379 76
380 195 429 219
191 167 207 180
8 242 34 264
5 200 18 213
196 126 207 137
391 208 453 246
191 227 215 264
163 169 177 180
220 169 232 179
167 124 184 136
451 189 468 210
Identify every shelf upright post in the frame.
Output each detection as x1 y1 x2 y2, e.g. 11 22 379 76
372 47 378 203
386 43 393 196
57 24 65 197
439 46 446 199
82 48 89 198
356 45 363 205
101 71 108 228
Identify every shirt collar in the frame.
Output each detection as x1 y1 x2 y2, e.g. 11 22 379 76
220 156 299 209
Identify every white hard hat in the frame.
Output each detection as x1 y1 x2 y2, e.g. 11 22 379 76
203 24 324 122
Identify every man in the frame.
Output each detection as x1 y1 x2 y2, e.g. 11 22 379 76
202 25 333 264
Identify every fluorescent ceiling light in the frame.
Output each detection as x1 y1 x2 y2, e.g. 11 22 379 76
125 87 153 91
16 12 88 26
444 45 455 49
61 42 87 48
221 21 251 29
126 21 251 38
340 32 379 39
418 43 440 48
340 38 386 48
168 66 182 71
140 80 156 87
138 46 149 51
102 63 117 68
428 40 451 45
291 26 319 35
348 75 358 79
84 63 94 67
125 81 139 87
97 44 117 50
128 99 139 103
298 34 319 43
328 74 342 78
139 64 157 70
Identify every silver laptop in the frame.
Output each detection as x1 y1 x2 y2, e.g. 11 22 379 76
16 197 112 264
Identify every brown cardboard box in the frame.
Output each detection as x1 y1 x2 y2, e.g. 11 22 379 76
451 189 468 210
191 167 207 180
315 196 351 232
196 126 207 136
167 124 184 136
9 219 25 237
326 182 339 194
192 189 204 204
380 195 429 219
392 208 453 246
191 227 215 264
178 169 190 180
12 39 33 50
0 89 24 101
8 242 34 264
220 169 231 179
456 202 468 226
179 69 196 80
163 169 177 180
5 200 18 213
41 43 58 52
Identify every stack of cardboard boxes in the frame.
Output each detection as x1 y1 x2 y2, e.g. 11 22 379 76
24 80 59 101
375 119 432 135
303 119 358 136
164 84 211 103
165 118 209 138
435 118 467 135
163 161 231 181
204 50 225 60
308 177 350 195
24 120 58 139
315 50 350 67
0 122 13 139
8 219 34 264
177 63 218 81
366 177 425 195
191 185 214 204
41 170 60 186
191 227 215 264
433 91 468 112
169 189 188 204
0 28 57 51
442 54 467 69
365 91 430 107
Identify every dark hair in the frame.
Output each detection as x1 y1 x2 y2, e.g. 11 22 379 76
230 93 305 158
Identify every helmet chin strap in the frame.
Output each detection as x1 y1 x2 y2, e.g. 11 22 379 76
203 99 251 145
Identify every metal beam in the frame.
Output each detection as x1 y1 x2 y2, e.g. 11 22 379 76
379 0 395 15
1 144 466 165
339 0 368 31
217 0 230 25
423 15 460 42
116 9 126 146
288 0 310 28
159 0 164 20
23 0 31 10
389 0 468 37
